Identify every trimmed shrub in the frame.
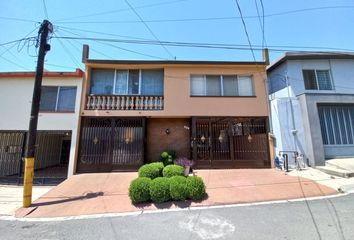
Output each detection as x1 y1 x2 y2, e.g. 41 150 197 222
149 177 171 203
160 149 177 166
186 176 206 200
162 164 184 178
169 176 188 201
138 162 164 179
128 177 152 203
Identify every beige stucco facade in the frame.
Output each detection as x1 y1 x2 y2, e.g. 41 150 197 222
81 62 269 117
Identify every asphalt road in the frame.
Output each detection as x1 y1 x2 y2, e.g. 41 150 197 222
0 193 353 240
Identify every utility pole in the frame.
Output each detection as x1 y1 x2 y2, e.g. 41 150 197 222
23 20 53 208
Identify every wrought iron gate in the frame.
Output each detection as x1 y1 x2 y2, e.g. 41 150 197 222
0 131 70 184
77 117 145 172
192 117 270 168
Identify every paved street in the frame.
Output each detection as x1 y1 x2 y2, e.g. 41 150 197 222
1 193 353 240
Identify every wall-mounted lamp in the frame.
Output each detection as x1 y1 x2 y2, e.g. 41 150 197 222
247 134 253 143
218 130 225 143
165 128 170 135
93 136 99 145
201 135 206 143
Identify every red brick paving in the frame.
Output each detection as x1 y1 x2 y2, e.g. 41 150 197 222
15 169 337 218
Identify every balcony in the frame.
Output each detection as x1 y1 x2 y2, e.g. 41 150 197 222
86 95 164 111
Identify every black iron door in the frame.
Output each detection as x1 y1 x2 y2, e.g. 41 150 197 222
78 117 145 173
192 117 270 168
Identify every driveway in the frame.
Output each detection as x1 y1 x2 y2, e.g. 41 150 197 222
15 169 337 218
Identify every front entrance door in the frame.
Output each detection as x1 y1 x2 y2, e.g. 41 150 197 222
77 117 145 173
192 117 270 168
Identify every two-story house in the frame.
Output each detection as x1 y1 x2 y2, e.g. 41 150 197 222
268 52 354 167
73 45 272 174
0 69 83 181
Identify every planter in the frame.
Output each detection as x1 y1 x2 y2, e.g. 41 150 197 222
184 166 191 176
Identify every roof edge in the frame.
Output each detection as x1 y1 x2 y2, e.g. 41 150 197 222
267 51 354 72
0 68 84 78
85 59 267 66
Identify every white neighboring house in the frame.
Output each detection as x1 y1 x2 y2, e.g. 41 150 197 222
0 69 83 179
267 52 354 167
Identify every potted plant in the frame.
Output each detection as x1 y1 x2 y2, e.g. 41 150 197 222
174 157 194 176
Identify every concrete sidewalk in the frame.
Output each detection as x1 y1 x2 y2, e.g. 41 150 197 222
14 169 338 218
0 185 52 216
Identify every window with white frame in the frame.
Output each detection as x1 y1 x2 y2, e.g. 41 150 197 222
90 68 164 96
318 105 354 145
190 75 254 96
303 69 333 90
40 86 77 112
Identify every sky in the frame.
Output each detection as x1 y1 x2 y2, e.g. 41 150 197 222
1 0 354 72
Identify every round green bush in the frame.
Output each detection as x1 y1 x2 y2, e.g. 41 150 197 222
162 164 184 178
149 177 171 203
186 176 206 200
169 176 188 201
138 162 164 179
128 177 152 203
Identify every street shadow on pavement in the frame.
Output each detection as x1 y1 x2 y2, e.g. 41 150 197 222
31 191 104 207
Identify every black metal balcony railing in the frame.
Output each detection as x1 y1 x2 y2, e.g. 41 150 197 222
86 95 164 111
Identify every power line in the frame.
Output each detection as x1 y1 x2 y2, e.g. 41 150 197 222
260 0 266 48
234 0 258 63
55 0 188 22
57 28 167 60
0 54 31 70
53 33 83 69
0 16 39 23
42 0 49 19
124 0 174 59
51 35 354 53
0 37 37 47
55 6 354 24
254 0 264 48
56 25 155 41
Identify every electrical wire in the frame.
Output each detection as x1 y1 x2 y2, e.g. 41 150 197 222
53 33 83 69
259 0 266 48
56 25 155 41
0 16 39 23
234 0 258 63
0 54 31 70
55 0 188 22
57 28 167 60
124 0 174 59
42 0 49 19
55 6 354 24
50 35 354 55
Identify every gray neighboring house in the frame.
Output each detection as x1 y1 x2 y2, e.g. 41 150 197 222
267 52 354 166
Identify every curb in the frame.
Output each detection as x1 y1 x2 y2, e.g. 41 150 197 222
1 191 353 222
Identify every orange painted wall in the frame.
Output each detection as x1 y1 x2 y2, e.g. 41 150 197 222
81 63 269 118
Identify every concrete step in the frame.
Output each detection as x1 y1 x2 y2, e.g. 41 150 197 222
317 166 354 178
325 158 354 171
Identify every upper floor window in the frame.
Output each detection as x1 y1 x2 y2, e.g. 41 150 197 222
90 68 164 96
40 86 77 112
190 75 254 96
303 69 333 90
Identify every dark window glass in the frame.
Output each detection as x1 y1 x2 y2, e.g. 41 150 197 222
128 70 139 94
223 75 238 96
206 75 221 96
57 87 77 112
40 86 58 111
90 69 115 95
141 69 164 95
303 70 317 90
